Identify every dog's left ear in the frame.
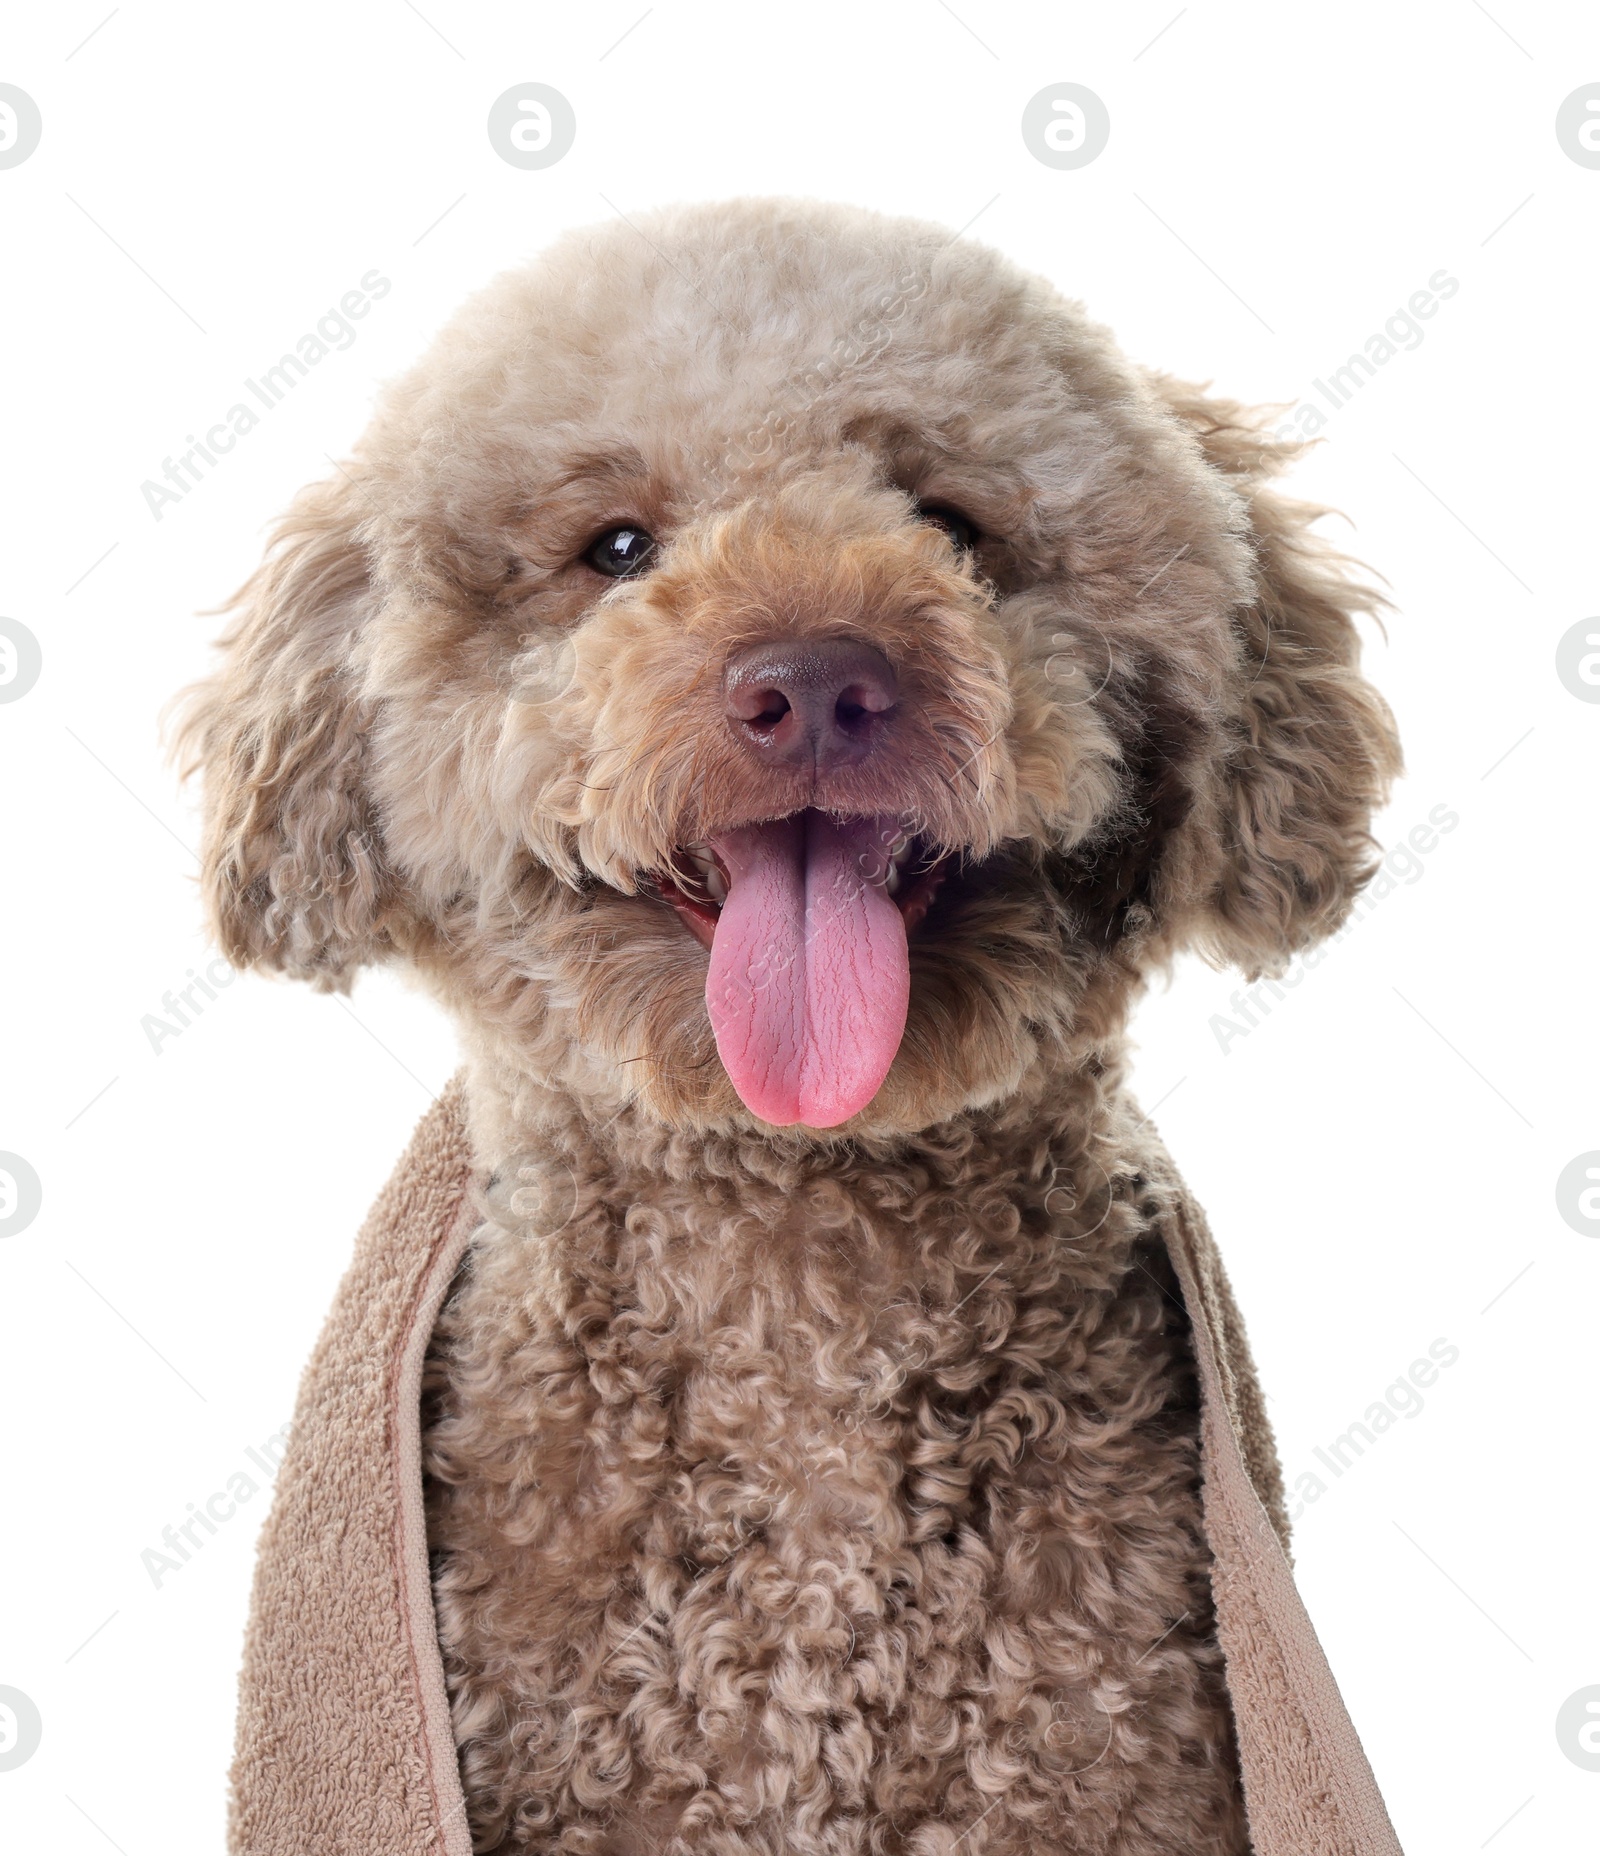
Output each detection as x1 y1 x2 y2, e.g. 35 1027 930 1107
1152 377 1403 976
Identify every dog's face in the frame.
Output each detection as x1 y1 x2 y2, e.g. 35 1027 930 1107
181 201 1398 1137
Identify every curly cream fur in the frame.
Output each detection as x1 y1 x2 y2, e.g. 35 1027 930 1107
177 197 1398 1854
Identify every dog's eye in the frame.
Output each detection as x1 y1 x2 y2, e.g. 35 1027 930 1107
917 504 980 553
584 525 657 578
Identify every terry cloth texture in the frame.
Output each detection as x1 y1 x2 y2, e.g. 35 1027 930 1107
228 1083 1401 1856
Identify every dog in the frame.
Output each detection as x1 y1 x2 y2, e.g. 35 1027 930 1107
180 199 1399 1856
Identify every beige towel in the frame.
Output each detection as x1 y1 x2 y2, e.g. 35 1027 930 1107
228 1081 1401 1855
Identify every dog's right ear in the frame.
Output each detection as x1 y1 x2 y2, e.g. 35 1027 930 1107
174 473 398 989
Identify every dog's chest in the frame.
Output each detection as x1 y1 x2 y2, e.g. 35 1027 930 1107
423 1168 1243 1854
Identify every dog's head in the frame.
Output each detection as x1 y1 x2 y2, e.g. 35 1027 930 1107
179 200 1398 1137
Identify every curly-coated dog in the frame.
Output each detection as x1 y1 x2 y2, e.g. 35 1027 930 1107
180 200 1398 1856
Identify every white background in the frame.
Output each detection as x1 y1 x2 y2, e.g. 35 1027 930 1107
1 3 1596 1851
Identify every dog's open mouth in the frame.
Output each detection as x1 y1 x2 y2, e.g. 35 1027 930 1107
653 810 950 1129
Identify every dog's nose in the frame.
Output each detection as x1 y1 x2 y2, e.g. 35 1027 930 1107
723 637 898 772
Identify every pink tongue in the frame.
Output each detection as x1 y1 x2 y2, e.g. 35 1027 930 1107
705 813 910 1128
